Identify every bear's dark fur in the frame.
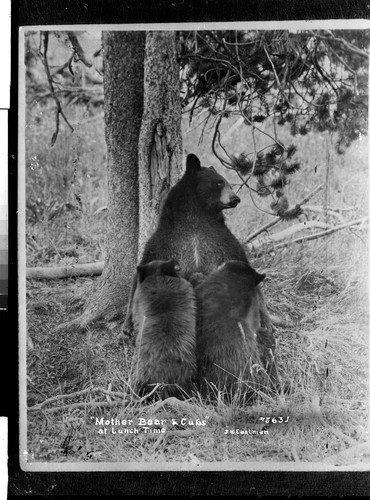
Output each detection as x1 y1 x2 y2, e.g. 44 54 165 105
124 153 278 388
125 154 245 328
195 260 276 401
132 259 197 399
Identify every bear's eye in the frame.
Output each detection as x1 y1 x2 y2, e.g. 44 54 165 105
216 181 224 187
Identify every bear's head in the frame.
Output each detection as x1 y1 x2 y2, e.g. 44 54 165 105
186 154 240 212
137 259 180 283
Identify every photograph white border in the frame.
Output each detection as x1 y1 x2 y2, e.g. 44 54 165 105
19 19 370 472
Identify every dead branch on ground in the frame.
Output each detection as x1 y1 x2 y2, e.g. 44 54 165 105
245 183 324 243
30 400 124 413
273 217 368 250
28 386 128 413
300 205 346 224
26 261 104 280
247 221 332 252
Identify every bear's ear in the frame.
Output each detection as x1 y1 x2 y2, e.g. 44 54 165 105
136 265 148 283
186 154 201 175
208 166 216 172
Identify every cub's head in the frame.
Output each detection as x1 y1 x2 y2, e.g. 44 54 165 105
216 260 266 317
185 154 240 212
217 260 265 286
137 259 180 284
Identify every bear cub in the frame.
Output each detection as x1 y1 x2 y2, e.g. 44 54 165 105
196 260 274 401
132 259 197 399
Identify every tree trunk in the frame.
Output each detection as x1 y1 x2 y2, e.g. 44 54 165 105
75 31 145 327
137 31 183 258
69 30 183 330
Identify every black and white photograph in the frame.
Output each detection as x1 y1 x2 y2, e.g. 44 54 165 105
19 21 369 473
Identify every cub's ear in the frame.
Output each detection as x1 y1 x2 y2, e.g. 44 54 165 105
253 271 266 286
186 154 201 174
165 259 180 276
208 166 216 172
172 260 181 273
136 265 148 283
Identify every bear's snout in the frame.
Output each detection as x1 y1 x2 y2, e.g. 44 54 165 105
225 193 240 208
229 194 240 207
220 186 241 208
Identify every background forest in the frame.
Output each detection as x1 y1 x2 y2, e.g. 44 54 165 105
24 28 369 467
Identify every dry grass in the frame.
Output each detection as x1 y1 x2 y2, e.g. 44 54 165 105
25 230 369 466
24 104 369 467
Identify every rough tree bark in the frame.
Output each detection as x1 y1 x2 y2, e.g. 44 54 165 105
137 31 183 258
75 31 145 327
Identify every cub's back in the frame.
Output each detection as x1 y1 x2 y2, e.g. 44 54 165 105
133 274 196 335
132 272 197 399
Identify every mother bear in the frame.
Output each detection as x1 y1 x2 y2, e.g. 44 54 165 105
125 153 280 388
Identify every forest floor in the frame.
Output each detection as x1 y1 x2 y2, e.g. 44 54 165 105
25 230 369 467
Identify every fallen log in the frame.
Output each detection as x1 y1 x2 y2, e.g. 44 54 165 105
26 261 104 280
